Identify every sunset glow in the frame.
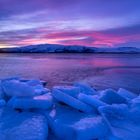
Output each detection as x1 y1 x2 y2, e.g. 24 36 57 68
0 0 140 48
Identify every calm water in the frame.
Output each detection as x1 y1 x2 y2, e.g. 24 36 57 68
0 53 140 93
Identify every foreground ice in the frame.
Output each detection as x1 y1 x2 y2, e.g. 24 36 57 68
46 104 110 140
0 77 139 140
0 108 48 140
118 88 137 100
7 94 53 110
1 78 49 98
99 104 140 140
53 86 80 98
74 82 97 95
52 88 93 113
99 89 127 104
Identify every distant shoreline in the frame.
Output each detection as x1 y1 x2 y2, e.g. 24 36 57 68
0 44 140 54
0 52 140 54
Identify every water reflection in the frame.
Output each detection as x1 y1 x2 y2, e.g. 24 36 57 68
0 53 140 93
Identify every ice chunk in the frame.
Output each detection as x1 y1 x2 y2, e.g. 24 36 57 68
26 79 43 86
0 100 6 107
78 93 106 111
1 80 38 97
73 116 110 140
0 81 5 99
46 105 80 140
0 108 48 140
47 130 58 140
99 89 127 104
46 104 110 140
99 134 123 140
99 104 140 140
99 104 129 120
20 79 47 86
7 94 53 109
2 79 49 97
52 89 93 113
118 88 137 100
53 86 80 98
74 82 97 95
26 79 50 95
131 96 140 107
34 85 50 95
128 96 140 122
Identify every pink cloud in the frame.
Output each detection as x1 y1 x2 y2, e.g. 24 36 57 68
0 25 140 48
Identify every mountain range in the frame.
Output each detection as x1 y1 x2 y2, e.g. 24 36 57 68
0 44 140 53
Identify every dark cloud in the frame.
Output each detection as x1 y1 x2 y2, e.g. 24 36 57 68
102 24 140 36
0 0 140 18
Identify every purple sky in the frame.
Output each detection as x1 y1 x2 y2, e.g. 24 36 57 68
0 0 140 48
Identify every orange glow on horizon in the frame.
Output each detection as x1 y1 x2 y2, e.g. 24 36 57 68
0 44 15 48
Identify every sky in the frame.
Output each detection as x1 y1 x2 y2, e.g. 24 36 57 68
0 0 140 48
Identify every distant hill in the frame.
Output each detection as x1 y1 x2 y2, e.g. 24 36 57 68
0 44 140 53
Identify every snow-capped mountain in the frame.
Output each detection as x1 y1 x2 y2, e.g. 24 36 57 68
0 44 140 53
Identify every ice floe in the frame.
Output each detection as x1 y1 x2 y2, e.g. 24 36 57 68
0 81 5 99
0 108 48 140
99 89 127 104
118 88 137 100
78 93 106 111
99 104 140 140
74 82 97 95
53 86 80 98
46 104 110 140
0 99 6 107
1 78 48 98
0 77 139 140
2 80 37 97
52 88 93 113
7 94 53 110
